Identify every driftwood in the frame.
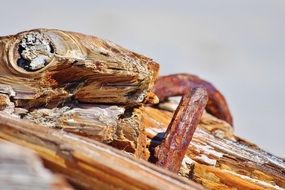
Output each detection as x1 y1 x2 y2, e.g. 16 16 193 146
0 29 284 190
0 29 156 159
143 105 285 190
0 29 159 107
0 113 203 190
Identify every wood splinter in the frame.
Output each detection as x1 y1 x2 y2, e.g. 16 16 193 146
155 88 208 173
1 29 285 189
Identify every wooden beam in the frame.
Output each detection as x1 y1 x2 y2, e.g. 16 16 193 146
0 113 203 190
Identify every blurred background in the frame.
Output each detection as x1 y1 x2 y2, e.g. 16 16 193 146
0 0 284 157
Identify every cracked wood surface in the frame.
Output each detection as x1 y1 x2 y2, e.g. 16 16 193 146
0 29 159 108
0 94 149 159
143 106 285 190
0 29 157 160
0 29 284 190
0 113 203 190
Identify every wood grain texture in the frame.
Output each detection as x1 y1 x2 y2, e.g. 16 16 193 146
0 29 159 108
0 29 158 159
6 103 148 159
1 29 284 190
0 113 204 190
143 106 285 190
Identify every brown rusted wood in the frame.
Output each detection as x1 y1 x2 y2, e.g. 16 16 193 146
0 29 284 190
0 29 159 108
0 29 159 160
0 94 149 159
143 106 285 190
0 113 204 190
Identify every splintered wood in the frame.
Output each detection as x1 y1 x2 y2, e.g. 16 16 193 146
143 106 285 190
0 113 203 190
0 29 284 190
0 29 159 107
0 29 157 159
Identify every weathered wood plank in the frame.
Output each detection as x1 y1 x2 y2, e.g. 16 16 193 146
143 106 285 190
1 28 284 190
0 112 204 190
